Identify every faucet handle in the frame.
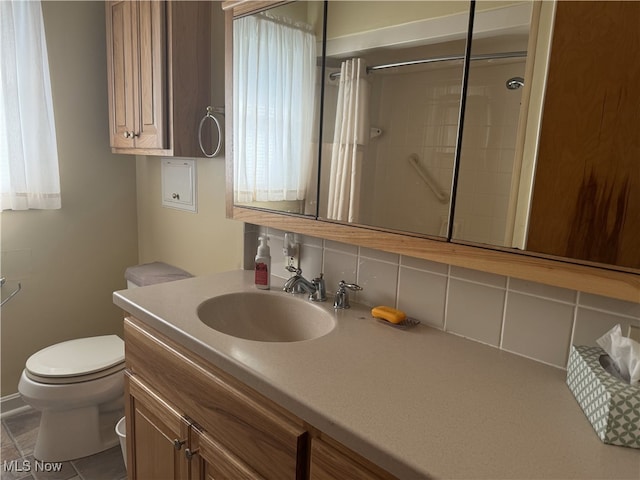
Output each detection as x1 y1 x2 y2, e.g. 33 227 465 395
334 280 362 309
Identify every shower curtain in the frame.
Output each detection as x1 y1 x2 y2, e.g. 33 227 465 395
327 58 369 222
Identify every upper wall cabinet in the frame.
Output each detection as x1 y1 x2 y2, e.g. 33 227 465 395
224 1 640 302
105 1 217 157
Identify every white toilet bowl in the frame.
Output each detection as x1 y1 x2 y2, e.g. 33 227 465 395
18 335 125 462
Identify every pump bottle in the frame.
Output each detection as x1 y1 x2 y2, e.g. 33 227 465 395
254 236 271 289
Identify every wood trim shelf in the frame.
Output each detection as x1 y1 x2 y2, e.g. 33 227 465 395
231 206 640 303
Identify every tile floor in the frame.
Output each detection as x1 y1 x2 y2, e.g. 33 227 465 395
1 408 126 480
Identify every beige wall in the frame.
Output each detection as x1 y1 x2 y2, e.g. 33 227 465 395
0 2 139 395
135 155 244 276
135 2 244 275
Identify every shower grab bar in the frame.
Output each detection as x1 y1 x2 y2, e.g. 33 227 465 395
408 153 449 204
0 277 22 307
329 50 527 80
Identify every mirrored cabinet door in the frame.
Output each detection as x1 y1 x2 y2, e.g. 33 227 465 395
232 2 325 216
452 1 533 247
318 1 471 237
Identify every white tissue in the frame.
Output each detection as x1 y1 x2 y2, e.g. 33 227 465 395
596 324 640 384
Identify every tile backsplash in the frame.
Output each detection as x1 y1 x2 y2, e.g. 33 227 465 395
245 225 640 369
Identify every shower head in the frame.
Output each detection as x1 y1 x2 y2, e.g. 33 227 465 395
506 77 525 90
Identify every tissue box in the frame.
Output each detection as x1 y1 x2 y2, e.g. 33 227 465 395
566 345 640 448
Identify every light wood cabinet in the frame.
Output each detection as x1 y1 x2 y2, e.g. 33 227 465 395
105 1 215 156
123 316 400 480
125 373 190 479
527 1 640 269
124 317 308 479
310 438 397 480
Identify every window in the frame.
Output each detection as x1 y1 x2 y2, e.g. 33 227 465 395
233 11 316 203
0 0 60 211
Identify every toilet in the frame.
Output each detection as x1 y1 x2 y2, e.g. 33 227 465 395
18 335 125 461
17 262 192 462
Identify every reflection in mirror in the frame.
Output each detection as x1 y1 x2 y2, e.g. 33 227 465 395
453 1 533 247
233 3 324 216
318 1 471 237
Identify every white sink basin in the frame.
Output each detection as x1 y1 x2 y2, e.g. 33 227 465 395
197 292 336 342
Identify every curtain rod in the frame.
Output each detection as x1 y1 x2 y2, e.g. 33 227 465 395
329 50 527 80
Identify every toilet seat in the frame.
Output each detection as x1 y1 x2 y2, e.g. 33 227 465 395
25 335 125 385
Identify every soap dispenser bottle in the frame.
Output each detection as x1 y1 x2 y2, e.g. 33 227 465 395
254 236 271 290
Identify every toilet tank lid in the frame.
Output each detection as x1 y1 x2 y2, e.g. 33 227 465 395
26 335 124 378
125 262 192 287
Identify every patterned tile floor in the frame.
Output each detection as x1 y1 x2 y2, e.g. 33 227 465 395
1 408 126 480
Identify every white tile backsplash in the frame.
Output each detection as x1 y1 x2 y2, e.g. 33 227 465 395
247 225 640 369
446 278 505 347
397 267 447 329
502 292 575 367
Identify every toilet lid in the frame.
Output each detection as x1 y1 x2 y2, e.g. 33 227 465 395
25 335 124 379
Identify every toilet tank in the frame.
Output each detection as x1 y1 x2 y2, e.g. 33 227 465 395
125 262 192 289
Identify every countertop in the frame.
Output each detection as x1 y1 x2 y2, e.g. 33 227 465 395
113 270 639 479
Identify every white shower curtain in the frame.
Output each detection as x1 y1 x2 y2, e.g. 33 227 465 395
327 58 369 222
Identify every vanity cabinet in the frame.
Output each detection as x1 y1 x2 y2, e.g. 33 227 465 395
309 438 397 480
125 373 190 479
126 372 262 479
105 1 214 156
124 316 308 479
123 316 399 480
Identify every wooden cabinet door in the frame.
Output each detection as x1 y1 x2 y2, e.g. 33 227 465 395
190 425 264 480
125 317 308 480
527 1 640 269
126 373 190 480
133 1 167 150
106 1 167 151
310 439 397 480
106 0 136 149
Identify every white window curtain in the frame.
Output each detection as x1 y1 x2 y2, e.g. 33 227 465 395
0 0 61 211
233 12 316 203
327 58 369 222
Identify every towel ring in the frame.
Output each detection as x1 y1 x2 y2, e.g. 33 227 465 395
0 277 22 307
198 106 224 158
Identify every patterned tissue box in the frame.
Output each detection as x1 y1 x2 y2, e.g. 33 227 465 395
566 345 640 448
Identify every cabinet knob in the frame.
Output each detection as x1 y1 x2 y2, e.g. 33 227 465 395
123 131 139 139
173 439 186 450
185 448 199 460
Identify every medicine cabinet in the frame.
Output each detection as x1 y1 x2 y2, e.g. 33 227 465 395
223 0 640 302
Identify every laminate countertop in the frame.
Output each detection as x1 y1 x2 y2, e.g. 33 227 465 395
113 270 639 479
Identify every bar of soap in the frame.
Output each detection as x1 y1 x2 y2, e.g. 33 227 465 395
371 306 407 324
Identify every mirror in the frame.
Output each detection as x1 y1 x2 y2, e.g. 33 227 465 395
453 1 532 246
230 1 639 274
232 2 324 216
318 1 471 237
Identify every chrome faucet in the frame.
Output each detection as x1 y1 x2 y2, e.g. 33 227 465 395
333 280 362 309
283 267 326 302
